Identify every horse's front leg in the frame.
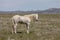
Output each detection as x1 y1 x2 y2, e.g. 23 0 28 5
26 23 30 34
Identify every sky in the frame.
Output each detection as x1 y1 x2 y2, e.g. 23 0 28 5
0 0 60 11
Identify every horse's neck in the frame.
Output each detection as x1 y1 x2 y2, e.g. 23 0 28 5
24 15 35 21
28 16 35 21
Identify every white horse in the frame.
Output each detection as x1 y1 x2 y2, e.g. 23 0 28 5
11 14 39 34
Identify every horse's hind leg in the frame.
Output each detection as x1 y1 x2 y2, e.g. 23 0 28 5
12 19 15 34
12 25 14 34
14 23 17 34
26 23 30 34
12 23 17 34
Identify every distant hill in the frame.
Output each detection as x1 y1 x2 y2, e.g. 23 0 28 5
41 8 60 14
0 8 60 14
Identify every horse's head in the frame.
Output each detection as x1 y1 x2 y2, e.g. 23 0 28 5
32 14 39 21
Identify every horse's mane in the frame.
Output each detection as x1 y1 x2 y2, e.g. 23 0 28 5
24 14 38 21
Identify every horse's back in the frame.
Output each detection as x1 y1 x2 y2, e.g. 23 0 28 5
24 14 38 17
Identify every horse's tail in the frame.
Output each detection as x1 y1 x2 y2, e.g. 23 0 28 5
9 17 13 24
11 17 16 25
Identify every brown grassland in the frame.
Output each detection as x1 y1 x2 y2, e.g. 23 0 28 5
0 14 60 40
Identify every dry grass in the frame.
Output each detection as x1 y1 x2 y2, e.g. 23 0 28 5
0 14 60 40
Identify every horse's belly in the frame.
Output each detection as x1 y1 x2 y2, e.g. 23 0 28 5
20 17 31 23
